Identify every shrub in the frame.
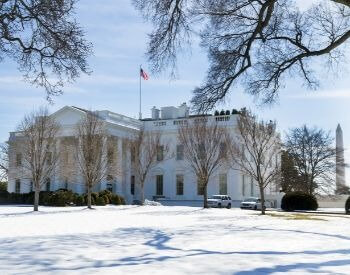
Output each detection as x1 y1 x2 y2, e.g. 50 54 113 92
346 196 350 214
99 190 113 202
46 190 75 206
74 195 85 206
95 196 106 206
0 190 9 204
110 194 121 205
0 182 7 192
39 191 52 205
48 193 66 206
102 195 110 204
91 192 99 202
120 196 126 205
281 192 318 211
84 194 96 205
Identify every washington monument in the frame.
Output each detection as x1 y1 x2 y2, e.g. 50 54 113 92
336 124 346 194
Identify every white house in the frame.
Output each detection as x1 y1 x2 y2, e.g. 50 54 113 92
7 105 282 207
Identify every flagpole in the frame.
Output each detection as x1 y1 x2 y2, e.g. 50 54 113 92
139 64 142 120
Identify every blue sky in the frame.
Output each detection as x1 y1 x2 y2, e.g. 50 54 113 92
1 0 350 182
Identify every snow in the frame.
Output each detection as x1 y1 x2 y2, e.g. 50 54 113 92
144 199 162 206
0 205 350 274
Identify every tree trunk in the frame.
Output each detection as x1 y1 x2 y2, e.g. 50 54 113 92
87 184 92 209
203 183 208 208
259 184 266 215
140 182 145 205
34 187 40 212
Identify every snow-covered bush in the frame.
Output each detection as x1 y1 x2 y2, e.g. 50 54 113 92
144 199 162 206
281 192 318 211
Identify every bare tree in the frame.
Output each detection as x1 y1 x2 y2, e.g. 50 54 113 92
74 111 108 209
17 107 61 211
129 128 168 204
227 112 281 214
0 0 92 101
285 125 337 195
0 143 9 182
134 0 350 112
178 119 228 208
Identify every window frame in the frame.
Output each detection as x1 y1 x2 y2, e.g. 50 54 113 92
157 145 164 162
130 175 135 195
176 174 184 196
156 174 163 196
176 144 184 161
15 179 21 193
16 153 22 167
219 173 227 195
197 178 205 196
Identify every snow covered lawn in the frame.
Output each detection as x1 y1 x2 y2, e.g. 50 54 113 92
0 205 350 274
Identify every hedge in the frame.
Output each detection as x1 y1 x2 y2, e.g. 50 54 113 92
346 196 350 214
281 192 318 211
0 189 125 207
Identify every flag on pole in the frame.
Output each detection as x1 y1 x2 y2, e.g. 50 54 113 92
140 68 149 80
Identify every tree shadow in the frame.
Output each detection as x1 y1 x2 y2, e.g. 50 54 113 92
0 205 140 218
0 226 350 273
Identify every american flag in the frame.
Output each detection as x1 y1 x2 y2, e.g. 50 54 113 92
140 68 149 80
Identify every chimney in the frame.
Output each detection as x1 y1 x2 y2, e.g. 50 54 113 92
178 102 189 117
151 106 160 120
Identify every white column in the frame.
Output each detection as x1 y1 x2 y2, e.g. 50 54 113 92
124 140 132 203
54 138 61 190
115 137 123 194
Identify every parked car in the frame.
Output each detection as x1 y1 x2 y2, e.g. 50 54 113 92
207 195 232 209
240 197 266 210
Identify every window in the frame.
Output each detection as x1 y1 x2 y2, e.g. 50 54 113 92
219 174 227 195
107 148 114 164
156 175 163 196
197 178 205 195
130 147 136 163
107 175 113 192
242 175 245 196
176 174 184 195
15 179 21 193
30 181 33 192
63 151 69 164
64 179 68 190
16 153 22 167
106 183 113 192
154 121 166 126
250 152 255 162
198 143 205 160
157 145 164 161
219 143 227 158
130 175 135 195
46 152 52 165
250 177 254 196
176 145 184 160
46 178 51 191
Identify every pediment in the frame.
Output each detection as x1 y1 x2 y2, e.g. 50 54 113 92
51 106 86 126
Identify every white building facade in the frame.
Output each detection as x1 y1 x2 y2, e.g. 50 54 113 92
7 105 282 207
